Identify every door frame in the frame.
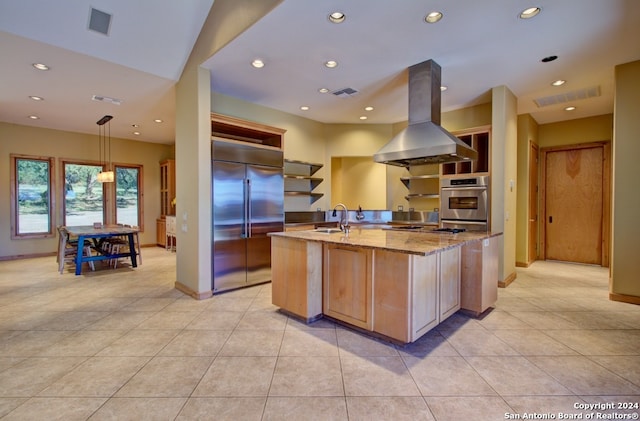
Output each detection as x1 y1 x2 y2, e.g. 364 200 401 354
527 141 539 265
539 141 611 266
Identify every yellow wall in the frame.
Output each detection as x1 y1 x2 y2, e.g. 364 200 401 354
0 122 172 258
516 114 539 265
330 157 387 209
538 114 613 147
611 60 640 301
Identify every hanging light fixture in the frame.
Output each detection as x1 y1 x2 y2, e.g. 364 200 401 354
96 115 114 183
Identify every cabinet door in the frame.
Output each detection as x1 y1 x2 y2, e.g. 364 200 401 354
373 250 410 342
411 253 439 341
439 247 461 320
323 244 372 330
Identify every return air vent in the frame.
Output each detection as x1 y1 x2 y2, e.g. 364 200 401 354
534 86 601 107
88 7 112 35
92 95 122 105
332 87 359 98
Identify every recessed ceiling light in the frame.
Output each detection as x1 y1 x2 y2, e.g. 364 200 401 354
251 59 265 68
359 116 368 120
328 12 345 24
364 106 374 111
318 88 330 94
425 11 443 23
28 115 39 120
154 119 163 123
133 131 141 135
32 63 50 71
551 79 566 87
564 106 576 111
132 124 139 128
300 106 310 111
440 86 448 91
519 7 541 19
29 95 44 101
541 55 558 63
325 60 338 68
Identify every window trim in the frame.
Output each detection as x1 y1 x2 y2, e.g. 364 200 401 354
114 163 144 231
61 159 106 227
10 154 56 239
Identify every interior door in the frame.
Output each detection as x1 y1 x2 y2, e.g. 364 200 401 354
545 146 603 264
528 142 539 264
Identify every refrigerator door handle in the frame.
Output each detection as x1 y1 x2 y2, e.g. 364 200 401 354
246 178 252 238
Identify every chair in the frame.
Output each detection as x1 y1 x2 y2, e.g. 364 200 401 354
57 226 95 274
166 216 176 252
111 225 142 268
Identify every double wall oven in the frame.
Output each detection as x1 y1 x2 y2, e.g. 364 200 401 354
440 176 489 231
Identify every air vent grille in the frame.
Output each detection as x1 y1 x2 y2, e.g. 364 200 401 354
332 87 359 98
88 8 112 35
534 86 601 107
92 95 122 106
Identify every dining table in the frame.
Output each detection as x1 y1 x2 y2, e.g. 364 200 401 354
65 225 139 275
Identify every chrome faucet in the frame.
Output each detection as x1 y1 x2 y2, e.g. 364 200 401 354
332 203 350 233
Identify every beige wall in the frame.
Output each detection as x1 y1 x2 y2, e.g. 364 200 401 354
538 114 613 147
611 60 640 300
330 157 387 209
0 122 172 258
516 114 539 265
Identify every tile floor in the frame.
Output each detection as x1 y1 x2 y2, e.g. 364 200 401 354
0 248 639 420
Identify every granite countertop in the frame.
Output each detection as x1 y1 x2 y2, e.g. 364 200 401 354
269 228 502 256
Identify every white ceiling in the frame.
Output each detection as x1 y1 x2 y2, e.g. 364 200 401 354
2 0 640 145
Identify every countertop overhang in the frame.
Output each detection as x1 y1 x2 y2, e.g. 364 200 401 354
269 228 502 256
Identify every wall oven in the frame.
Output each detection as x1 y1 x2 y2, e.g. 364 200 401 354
440 176 489 231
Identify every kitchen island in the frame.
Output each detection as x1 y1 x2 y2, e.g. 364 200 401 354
269 227 502 344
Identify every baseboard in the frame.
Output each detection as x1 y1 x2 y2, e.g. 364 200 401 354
175 281 213 300
609 292 640 306
0 252 56 261
498 271 517 288
515 261 530 268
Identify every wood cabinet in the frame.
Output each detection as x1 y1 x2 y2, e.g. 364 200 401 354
323 244 372 330
156 218 166 247
284 159 324 204
157 159 175 246
439 247 462 320
442 128 491 176
460 236 498 316
271 236 323 321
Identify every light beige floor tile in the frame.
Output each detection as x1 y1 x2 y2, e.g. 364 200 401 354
403 356 496 396
503 395 587 418
269 356 343 396
247 296 280 312
262 397 348 421
37 329 126 357
185 310 243 330
434 312 485 331
235 310 288 330
0 356 25 372
494 296 545 312
554 311 639 329
88 397 186 420
507 311 581 330
285 316 336 331
439 328 520 356
176 397 266 421
122 297 176 312
115 356 212 397
0 330 74 357
579 395 640 417
0 357 86 397
218 329 283 357
528 356 640 395
492 329 578 356
95 329 179 356
341 355 420 396
207 297 254 312
588 356 640 386
466 356 572 396
476 310 535 330
85 311 153 330
39 356 149 397
192 356 276 397
544 329 640 356
158 330 231 357
346 396 434 421
2 397 106 421
134 310 199 330
0 398 28 418
75 296 138 312
397 330 460 358
279 328 338 357
0 311 61 330
336 328 399 357
425 396 513 421
163 296 212 312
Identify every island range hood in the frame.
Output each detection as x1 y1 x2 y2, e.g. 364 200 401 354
374 59 477 167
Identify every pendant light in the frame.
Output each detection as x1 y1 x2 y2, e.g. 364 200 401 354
96 115 114 183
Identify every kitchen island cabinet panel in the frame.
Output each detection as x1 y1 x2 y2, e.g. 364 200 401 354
439 246 461 320
373 250 412 342
461 236 498 316
323 244 372 330
271 237 322 321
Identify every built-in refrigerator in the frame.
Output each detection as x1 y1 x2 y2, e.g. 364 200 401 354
212 140 284 293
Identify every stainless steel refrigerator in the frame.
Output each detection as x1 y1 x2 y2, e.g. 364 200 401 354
212 140 284 293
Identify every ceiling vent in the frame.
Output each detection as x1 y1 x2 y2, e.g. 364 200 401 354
332 87 359 98
92 95 122 105
534 86 601 107
88 7 112 36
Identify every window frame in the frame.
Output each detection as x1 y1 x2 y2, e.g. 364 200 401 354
10 154 56 239
114 163 144 231
61 159 107 227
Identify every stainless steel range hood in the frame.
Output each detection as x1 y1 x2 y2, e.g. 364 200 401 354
374 60 477 167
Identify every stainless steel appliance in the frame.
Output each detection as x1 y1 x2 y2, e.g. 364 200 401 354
212 140 284 293
440 176 489 231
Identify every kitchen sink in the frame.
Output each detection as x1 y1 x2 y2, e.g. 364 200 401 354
314 228 342 234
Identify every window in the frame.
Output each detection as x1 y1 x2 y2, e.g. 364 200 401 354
11 155 55 238
115 165 142 227
63 162 104 226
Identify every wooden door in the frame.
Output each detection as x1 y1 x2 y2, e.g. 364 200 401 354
528 142 539 264
544 146 603 264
